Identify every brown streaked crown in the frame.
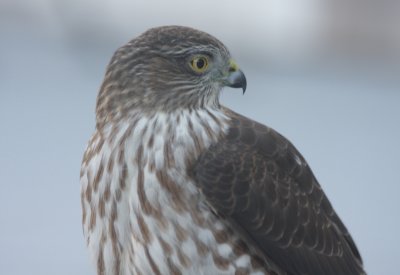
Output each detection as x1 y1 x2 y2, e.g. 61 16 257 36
95 26 232 127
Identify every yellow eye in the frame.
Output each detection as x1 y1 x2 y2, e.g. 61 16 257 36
189 56 209 73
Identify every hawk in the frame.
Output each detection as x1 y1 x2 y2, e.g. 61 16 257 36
81 26 365 275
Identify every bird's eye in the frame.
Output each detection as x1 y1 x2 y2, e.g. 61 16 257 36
189 56 209 73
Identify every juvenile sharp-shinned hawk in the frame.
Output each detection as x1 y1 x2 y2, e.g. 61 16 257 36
81 26 365 275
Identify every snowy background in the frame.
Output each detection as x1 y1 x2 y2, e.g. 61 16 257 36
0 1 399 274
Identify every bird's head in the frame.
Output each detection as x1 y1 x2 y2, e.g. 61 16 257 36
96 26 246 124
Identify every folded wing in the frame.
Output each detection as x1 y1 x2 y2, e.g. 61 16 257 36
191 111 365 275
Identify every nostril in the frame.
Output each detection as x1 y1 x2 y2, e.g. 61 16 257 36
228 60 239 72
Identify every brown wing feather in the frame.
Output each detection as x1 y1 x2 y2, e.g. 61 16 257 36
191 111 365 275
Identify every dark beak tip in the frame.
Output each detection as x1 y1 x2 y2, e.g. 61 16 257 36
227 69 247 94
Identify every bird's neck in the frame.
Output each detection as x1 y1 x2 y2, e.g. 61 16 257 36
104 107 230 166
95 84 223 129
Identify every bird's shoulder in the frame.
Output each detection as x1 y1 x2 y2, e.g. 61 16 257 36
190 108 365 275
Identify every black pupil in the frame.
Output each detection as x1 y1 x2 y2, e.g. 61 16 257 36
196 58 205 69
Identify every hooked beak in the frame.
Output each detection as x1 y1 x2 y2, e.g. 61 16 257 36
225 59 247 94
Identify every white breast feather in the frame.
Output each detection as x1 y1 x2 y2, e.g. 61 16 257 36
81 108 266 274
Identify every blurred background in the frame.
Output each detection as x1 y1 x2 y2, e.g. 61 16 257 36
0 0 399 274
